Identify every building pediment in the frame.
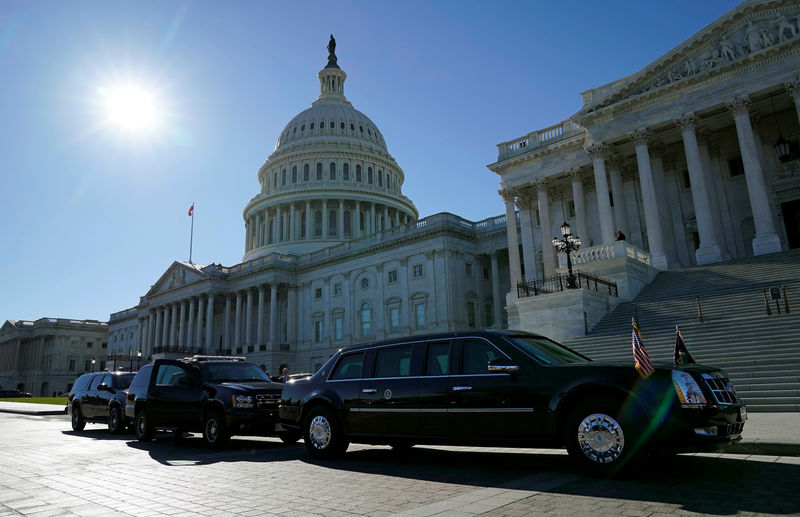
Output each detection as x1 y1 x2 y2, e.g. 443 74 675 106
577 0 800 118
145 262 208 297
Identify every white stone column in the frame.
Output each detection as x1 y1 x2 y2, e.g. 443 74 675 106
631 128 669 269
490 252 502 329
289 202 296 241
584 143 615 244
178 300 187 349
287 285 297 344
383 205 389 232
257 285 266 347
785 79 800 124
205 294 214 353
517 190 538 281
255 213 262 247
234 291 243 350
607 155 629 236
147 311 155 356
500 189 522 289
305 201 312 239
187 298 195 348
275 205 282 242
370 203 376 235
535 179 556 277
195 295 204 352
169 303 178 350
727 96 782 255
676 113 723 264
649 144 680 266
269 285 278 348
697 128 731 259
569 168 590 247
263 209 269 245
355 201 361 238
245 288 254 348
154 309 163 352
322 200 328 239
223 295 232 351
338 200 344 237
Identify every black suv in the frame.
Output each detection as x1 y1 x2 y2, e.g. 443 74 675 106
125 356 290 448
68 371 137 434
279 330 747 475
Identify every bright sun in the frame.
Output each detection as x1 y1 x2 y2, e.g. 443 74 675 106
105 86 158 132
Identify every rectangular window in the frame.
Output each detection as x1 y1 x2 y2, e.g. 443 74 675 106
728 156 745 177
413 264 424 278
102 342 107 349
374 344 413 378
425 341 450 376
334 317 343 340
465 263 473 277
334 283 342 296
387 270 398 284
100 360 107 370
485 304 494 328
568 200 576 218
86 342 93 348
414 302 426 328
681 169 691 189
69 359 75 371
314 320 323 343
84 359 91 371
461 339 502 375
483 267 490 280
330 352 363 380
467 301 477 328
314 287 322 299
389 307 400 332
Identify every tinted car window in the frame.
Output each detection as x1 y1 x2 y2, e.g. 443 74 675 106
374 345 413 378
506 335 590 365
201 363 271 383
425 341 450 376
97 374 111 389
330 352 364 380
129 364 153 393
462 339 501 374
155 365 189 386
112 373 136 389
72 374 92 393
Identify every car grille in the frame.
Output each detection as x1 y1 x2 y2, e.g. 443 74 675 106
701 373 739 406
256 393 280 410
720 422 744 437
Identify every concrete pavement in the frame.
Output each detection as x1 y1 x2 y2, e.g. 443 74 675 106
1 401 797 457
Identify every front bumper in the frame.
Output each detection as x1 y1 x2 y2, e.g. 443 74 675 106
224 407 285 436
651 402 747 453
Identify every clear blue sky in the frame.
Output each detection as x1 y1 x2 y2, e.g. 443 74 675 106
0 1 741 322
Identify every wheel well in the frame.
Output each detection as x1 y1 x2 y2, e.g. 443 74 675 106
555 385 630 442
202 401 225 421
300 400 340 430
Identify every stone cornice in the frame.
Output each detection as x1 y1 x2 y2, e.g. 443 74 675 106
488 133 587 173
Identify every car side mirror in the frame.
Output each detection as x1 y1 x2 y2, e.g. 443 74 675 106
488 361 520 375
97 384 109 392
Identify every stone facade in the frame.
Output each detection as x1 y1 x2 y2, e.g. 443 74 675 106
0 318 108 396
489 0 800 340
108 47 512 375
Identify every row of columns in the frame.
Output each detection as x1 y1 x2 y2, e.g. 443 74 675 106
503 90 792 287
246 199 412 251
139 285 298 356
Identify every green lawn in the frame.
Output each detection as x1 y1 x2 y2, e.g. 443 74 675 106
1 397 68 405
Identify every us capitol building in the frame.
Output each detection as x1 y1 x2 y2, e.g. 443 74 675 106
105 37 511 375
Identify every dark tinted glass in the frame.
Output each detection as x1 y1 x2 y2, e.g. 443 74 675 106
330 352 364 380
461 339 501 374
155 365 189 386
112 373 136 389
200 363 271 383
507 335 590 365
72 374 93 393
374 345 413 378
425 341 450 376
129 364 153 393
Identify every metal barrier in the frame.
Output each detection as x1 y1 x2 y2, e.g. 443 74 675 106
517 272 618 298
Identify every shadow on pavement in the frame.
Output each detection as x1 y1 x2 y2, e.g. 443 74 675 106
305 446 800 514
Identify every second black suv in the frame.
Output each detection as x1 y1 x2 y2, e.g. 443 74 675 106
125 356 291 448
68 371 137 434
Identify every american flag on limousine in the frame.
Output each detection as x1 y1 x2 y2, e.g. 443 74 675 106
632 319 654 378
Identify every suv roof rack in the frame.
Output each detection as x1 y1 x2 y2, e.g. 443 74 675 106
182 355 247 362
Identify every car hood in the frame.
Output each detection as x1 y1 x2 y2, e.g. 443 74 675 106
214 381 282 392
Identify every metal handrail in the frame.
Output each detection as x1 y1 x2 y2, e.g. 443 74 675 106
517 272 618 298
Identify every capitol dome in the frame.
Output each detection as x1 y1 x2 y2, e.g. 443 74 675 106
242 37 418 260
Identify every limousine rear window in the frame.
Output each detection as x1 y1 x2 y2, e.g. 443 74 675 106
506 335 591 365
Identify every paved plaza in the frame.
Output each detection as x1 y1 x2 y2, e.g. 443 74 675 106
0 408 799 516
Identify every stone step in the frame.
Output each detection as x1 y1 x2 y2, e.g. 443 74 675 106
743 404 800 412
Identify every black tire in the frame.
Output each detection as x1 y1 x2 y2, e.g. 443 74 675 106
390 440 415 452
564 397 640 476
202 410 230 449
71 405 85 431
278 430 301 444
303 406 348 459
135 409 155 442
108 406 125 434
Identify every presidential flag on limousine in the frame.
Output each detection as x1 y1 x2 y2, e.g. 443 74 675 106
673 325 696 367
632 319 654 378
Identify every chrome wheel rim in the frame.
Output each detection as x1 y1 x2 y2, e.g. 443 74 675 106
109 410 118 431
308 415 331 450
136 415 146 437
205 418 219 443
577 412 625 463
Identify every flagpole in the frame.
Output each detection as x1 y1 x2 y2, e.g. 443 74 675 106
189 202 194 264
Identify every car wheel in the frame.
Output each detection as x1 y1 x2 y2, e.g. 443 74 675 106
390 440 415 452
278 430 301 444
304 406 348 459
564 397 640 476
108 406 124 434
135 410 155 442
202 410 230 449
71 405 86 431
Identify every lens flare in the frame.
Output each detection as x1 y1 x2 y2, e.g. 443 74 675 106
105 86 158 131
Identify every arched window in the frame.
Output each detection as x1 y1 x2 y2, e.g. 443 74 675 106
300 124 305 132
282 169 287 186
329 210 337 237
273 173 277 188
314 210 322 237
367 167 373 184
268 217 275 244
310 122 315 130
343 163 349 181
359 125 364 133
330 162 336 180
304 164 310 181
316 163 323 180
378 170 383 187
340 121 345 130
292 166 297 183
343 211 351 238
350 123 355 131
356 164 362 182
330 121 335 129
360 302 372 337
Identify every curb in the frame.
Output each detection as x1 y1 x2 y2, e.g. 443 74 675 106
0 407 67 416
725 440 800 457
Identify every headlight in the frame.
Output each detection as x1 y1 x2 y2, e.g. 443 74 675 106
672 370 707 408
233 395 254 408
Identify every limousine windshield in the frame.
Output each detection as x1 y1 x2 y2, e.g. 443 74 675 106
506 335 591 365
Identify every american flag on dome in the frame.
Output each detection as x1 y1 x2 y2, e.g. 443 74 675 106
632 319 654 378
188 204 194 217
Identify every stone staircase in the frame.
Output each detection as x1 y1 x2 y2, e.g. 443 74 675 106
562 249 800 412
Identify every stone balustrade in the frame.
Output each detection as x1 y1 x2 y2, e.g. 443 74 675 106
496 119 583 160
558 241 651 268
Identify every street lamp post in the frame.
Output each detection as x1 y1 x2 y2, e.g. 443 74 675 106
552 222 582 289
137 349 142 371
91 357 96 372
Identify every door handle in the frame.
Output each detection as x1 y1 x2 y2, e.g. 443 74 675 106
452 386 472 391
362 388 378 394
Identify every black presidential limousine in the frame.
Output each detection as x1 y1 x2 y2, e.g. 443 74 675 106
279 330 746 474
